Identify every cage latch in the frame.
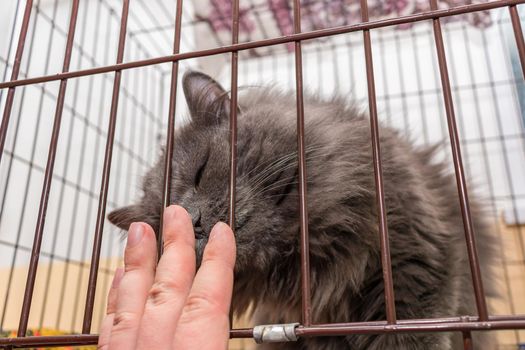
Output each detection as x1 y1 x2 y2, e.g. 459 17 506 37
253 322 300 343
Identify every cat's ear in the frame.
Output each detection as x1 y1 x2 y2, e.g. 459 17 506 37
107 204 143 231
183 71 230 126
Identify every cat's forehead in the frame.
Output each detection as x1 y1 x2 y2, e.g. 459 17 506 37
172 107 295 169
175 124 224 152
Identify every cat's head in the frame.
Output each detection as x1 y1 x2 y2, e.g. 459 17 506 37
108 71 300 274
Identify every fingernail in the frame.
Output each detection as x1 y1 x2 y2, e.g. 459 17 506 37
127 223 144 248
112 268 124 289
209 222 229 242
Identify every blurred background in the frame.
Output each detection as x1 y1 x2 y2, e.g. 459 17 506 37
0 0 524 349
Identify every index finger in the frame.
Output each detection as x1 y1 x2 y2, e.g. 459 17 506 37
173 222 236 350
136 205 197 349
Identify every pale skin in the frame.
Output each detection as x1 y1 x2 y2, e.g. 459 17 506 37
98 205 236 350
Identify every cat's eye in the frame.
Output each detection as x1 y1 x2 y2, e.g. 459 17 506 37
194 154 208 189
195 163 205 188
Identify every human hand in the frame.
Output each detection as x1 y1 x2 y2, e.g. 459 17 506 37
98 205 236 349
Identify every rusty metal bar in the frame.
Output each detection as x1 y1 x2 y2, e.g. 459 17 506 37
509 5 525 78
2 315 525 347
463 331 473 350
38 0 90 328
428 0 488 321
0 0 33 166
293 319 525 336
228 0 239 230
2 0 524 90
17 0 80 336
157 0 184 260
82 0 130 333
360 0 397 325
291 0 312 327
0 0 524 347
0 0 49 331
227 0 240 329
0 335 99 348
314 314 525 328
69 6 112 331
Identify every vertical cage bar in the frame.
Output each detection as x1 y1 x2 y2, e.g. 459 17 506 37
360 0 397 325
0 0 49 331
228 0 240 328
491 21 525 336
0 0 33 166
509 5 525 78
228 0 239 230
463 331 473 350
458 19 523 341
82 0 130 333
40 0 91 328
70 5 111 331
428 0 488 321
157 0 183 259
292 0 312 326
18 0 80 336
0 0 23 98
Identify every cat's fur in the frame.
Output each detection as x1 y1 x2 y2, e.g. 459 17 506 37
108 71 496 349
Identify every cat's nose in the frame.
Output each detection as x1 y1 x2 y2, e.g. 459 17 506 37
192 210 201 226
193 210 205 239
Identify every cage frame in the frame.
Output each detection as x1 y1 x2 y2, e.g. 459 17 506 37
0 0 525 348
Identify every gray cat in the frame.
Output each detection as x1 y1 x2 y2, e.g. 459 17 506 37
108 71 496 349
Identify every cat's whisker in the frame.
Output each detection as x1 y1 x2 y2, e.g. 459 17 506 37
239 141 350 187
244 173 318 200
245 146 319 186
247 148 338 194
244 176 299 199
247 156 296 190
240 149 300 182
239 142 330 182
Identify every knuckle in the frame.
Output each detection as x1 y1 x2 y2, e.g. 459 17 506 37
112 311 138 331
183 293 222 316
147 280 188 306
123 257 147 272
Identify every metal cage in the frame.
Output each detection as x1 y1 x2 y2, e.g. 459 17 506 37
0 0 525 349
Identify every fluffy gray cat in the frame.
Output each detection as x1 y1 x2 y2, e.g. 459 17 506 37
108 71 496 349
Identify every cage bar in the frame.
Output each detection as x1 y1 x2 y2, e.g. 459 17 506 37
359 0 397 325
228 0 239 231
2 0 524 91
0 0 23 95
2 315 525 347
227 0 240 327
428 0 489 322
38 0 91 328
294 318 525 336
69 8 114 332
0 0 33 165
0 0 55 331
17 0 81 337
82 0 131 333
0 0 524 347
291 0 312 327
463 331 473 350
449 23 522 345
509 5 525 79
157 0 184 259
490 18 525 343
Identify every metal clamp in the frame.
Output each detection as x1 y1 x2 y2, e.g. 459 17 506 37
253 323 300 344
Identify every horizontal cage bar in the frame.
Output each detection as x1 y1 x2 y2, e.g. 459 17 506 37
1 0 523 89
